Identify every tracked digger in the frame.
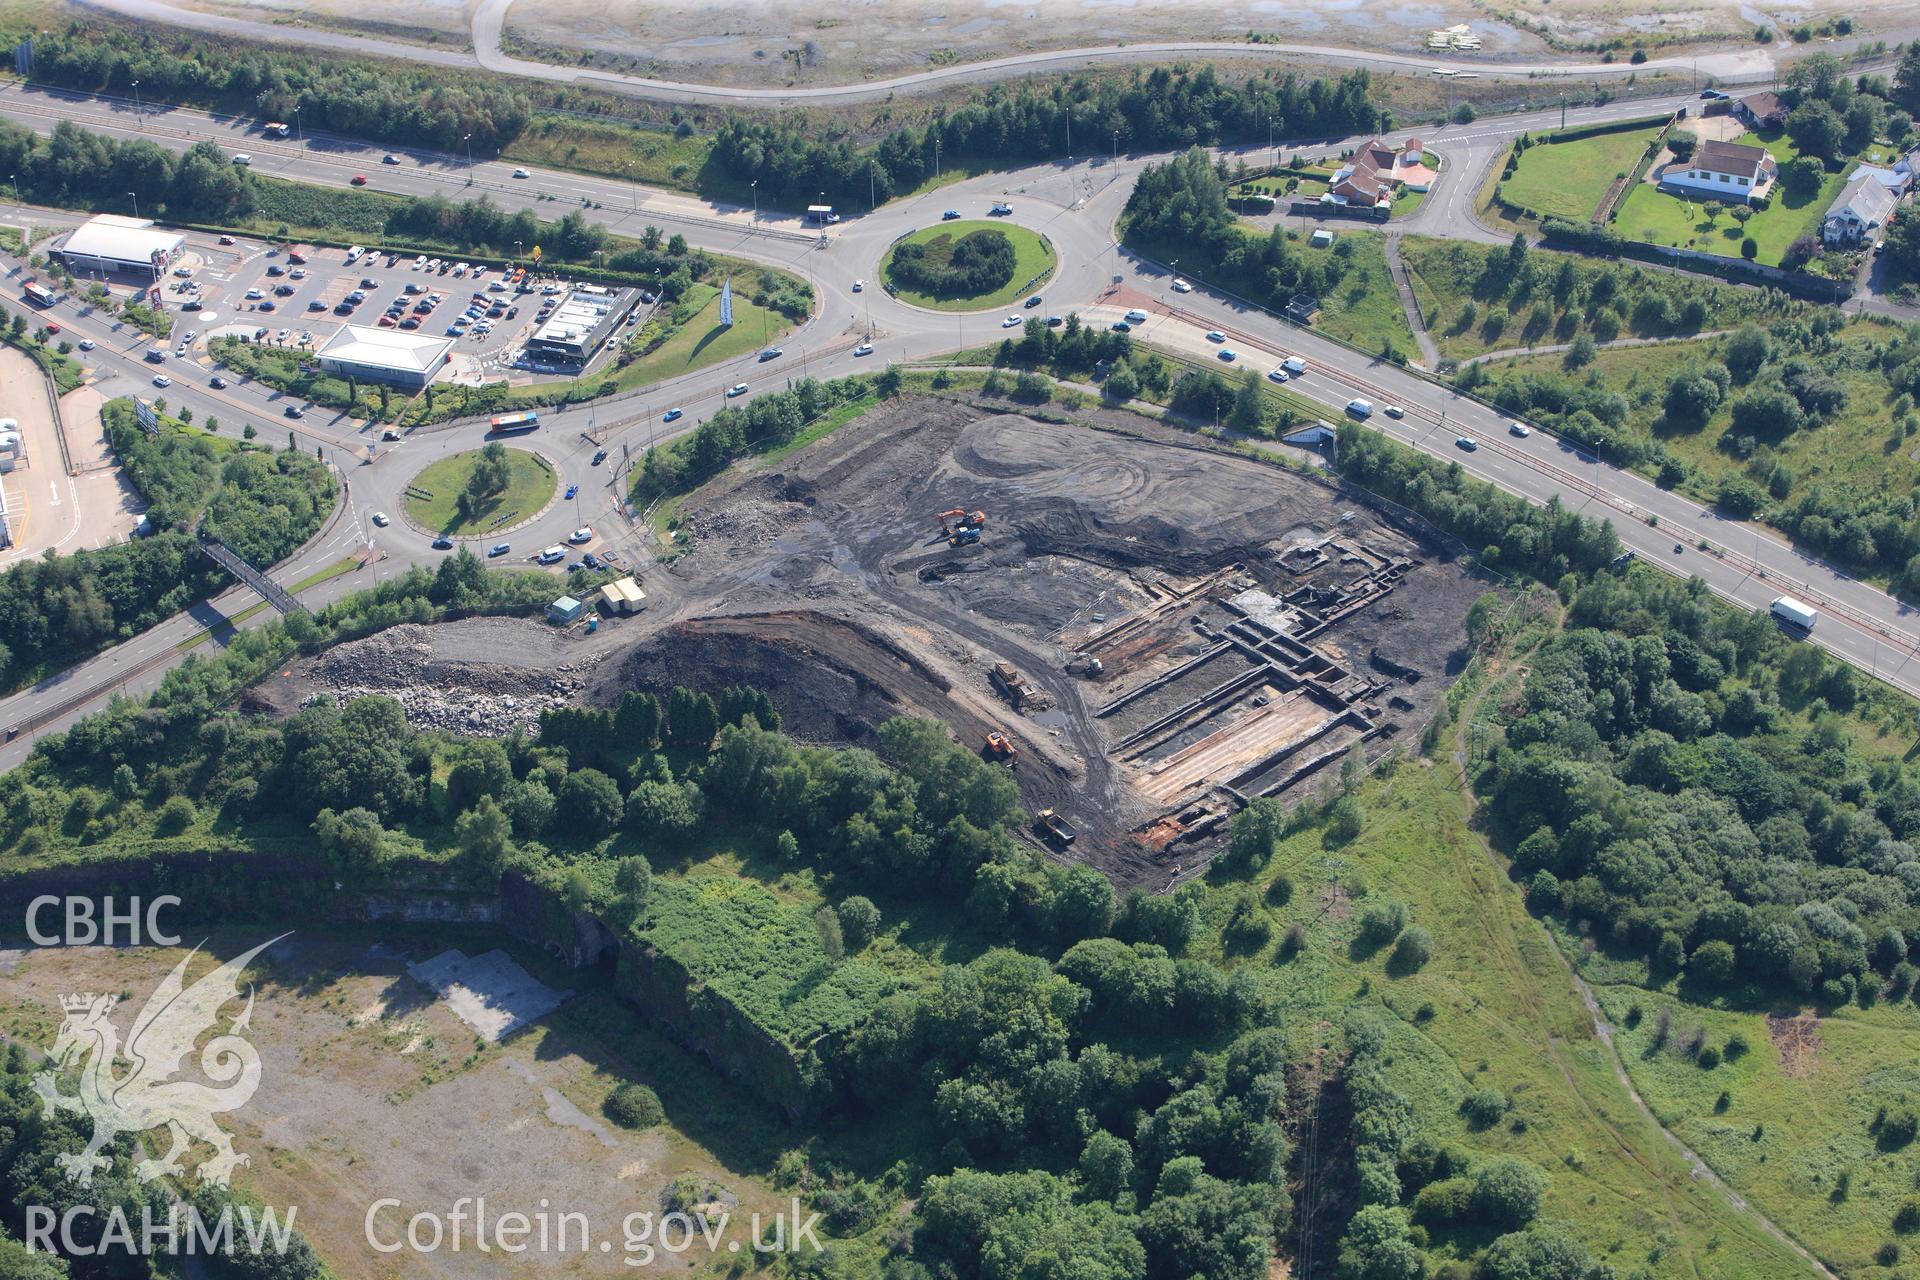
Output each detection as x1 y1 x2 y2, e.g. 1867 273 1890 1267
935 508 988 546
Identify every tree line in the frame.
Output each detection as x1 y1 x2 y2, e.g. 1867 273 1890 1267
710 64 1380 208
0 120 254 224
22 21 532 152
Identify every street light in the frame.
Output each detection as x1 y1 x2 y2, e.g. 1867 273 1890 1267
750 179 758 230
126 191 139 220
131 79 141 129
463 133 473 178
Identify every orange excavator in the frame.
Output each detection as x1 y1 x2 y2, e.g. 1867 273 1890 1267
935 508 988 546
984 730 1018 764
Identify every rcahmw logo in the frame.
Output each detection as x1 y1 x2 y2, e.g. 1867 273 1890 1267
33 934 285 1187
26 1201 299 1258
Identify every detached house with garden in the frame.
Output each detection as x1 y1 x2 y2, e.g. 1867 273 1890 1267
1822 171 1899 246
1657 138 1777 205
1324 138 1437 212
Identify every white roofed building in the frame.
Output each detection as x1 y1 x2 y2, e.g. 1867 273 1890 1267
315 324 454 389
55 215 185 280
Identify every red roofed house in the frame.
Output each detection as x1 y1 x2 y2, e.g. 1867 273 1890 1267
1325 138 1437 211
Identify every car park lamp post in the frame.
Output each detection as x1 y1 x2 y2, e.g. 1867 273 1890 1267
126 191 139 221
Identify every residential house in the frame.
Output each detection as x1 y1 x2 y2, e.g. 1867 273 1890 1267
1734 91 1787 130
1324 137 1438 210
1657 138 1777 205
1852 163 1913 197
1822 171 1899 245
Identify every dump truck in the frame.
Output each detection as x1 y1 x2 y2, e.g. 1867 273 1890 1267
991 661 1042 710
1034 808 1077 847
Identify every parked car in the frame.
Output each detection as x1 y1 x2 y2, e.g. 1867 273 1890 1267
568 527 593 544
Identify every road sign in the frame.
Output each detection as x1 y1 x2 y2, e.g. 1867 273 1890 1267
134 399 158 436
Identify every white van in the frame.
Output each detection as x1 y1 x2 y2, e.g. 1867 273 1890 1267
1345 398 1374 419
1282 356 1307 375
1124 308 1149 324
230 153 252 166
537 546 567 565
345 246 364 264
1770 596 1818 632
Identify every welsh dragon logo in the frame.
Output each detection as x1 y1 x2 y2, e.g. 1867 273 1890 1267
32 935 285 1188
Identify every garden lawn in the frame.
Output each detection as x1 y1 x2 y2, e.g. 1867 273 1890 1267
1615 132 1853 267
1502 123 1664 221
404 446 555 535
881 220 1057 312
608 283 795 393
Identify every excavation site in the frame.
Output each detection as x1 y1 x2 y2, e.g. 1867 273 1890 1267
615 399 1482 887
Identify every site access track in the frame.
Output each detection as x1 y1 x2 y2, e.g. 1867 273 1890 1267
2 74 1920 759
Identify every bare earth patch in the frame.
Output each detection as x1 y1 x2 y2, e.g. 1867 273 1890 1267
1766 1011 1824 1079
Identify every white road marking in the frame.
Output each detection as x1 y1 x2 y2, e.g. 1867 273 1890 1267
46 481 59 506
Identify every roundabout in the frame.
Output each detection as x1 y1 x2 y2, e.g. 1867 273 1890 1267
403 444 559 538
879 220 1057 312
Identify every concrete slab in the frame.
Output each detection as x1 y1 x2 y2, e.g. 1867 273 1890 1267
405 946 573 1042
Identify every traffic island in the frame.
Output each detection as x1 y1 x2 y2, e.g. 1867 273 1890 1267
880 220 1056 312
402 445 558 538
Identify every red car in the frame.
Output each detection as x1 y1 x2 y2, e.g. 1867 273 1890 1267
218 235 236 246
44 323 59 335
377 314 396 327
288 250 307 264
350 174 368 186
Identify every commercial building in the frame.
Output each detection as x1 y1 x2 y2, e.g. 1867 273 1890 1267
315 325 454 389
523 285 636 368
55 215 185 281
